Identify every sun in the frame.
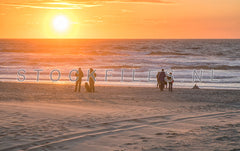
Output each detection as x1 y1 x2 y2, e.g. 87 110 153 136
52 15 69 32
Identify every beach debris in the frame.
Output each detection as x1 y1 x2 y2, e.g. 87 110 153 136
192 84 200 89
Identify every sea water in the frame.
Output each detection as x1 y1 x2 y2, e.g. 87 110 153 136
0 39 240 89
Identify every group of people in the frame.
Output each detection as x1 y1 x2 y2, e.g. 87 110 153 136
156 69 174 92
74 68 96 93
74 68 174 93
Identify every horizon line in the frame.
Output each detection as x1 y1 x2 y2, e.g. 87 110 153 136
0 38 240 40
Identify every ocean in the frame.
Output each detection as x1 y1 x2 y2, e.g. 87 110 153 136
0 39 240 89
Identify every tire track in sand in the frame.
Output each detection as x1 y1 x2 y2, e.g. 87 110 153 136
1 110 240 151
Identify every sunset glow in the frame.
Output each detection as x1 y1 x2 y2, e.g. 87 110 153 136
0 0 239 39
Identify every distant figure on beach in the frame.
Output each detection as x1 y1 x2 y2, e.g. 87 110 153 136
157 71 167 89
85 68 97 92
75 68 84 92
85 82 91 92
156 72 160 88
157 69 166 91
164 76 168 89
166 72 174 92
89 68 96 92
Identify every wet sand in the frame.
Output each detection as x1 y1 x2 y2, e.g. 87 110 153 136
0 82 240 151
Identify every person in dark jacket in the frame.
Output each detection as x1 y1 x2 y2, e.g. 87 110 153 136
75 68 84 92
157 69 166 91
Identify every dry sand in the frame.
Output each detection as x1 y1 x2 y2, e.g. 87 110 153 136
0 82 240 151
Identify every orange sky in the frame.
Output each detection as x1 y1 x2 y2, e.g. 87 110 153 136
0 0 239 39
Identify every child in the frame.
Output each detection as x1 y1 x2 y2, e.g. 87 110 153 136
166 72 174 92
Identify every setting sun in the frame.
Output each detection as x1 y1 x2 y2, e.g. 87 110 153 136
52 15 69 32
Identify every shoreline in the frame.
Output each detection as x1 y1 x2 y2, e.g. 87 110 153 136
1 81 240 90
1 81 240 105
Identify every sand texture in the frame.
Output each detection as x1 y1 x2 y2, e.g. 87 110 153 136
0 82 240 151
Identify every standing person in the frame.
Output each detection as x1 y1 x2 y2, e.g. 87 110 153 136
166 72 174 92
89 68 96 92
158 69 166 91
75 68 84 92
156 71 160 88
164 76 168 89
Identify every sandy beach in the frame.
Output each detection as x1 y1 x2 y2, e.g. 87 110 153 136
0 82 240 151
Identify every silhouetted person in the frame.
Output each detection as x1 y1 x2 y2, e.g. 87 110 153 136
75 68 84 92
157 69 166 91
164 77 168 89
156 72 160 88
166 72 174 92
89 68 96 92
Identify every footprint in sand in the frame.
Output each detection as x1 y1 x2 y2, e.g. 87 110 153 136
155 132 164 135
124 142 138 146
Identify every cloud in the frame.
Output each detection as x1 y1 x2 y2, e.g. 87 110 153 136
0 0 175 10
100 0 174 4
0 1 98 10
68 0 175 5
